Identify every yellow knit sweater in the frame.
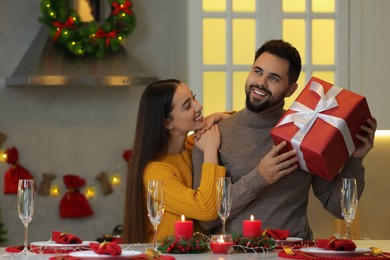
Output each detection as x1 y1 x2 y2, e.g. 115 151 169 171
143 136 226 242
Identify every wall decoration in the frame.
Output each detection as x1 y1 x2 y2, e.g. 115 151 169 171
96 171 113 196
60 174 94 218
37 173 57 196
3 147 34 194
0 130 132 218
39 0 136 58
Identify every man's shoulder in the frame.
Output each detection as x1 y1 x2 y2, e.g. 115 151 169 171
219 109 244 127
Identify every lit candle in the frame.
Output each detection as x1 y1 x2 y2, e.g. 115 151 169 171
174 215 193 241
243 215 262 238
210 234 234 254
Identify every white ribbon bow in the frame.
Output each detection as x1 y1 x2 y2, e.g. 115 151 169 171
275 80 356 172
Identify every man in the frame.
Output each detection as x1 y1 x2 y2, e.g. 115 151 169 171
192 39 377 239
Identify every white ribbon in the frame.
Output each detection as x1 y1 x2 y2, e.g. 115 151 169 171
275 80 356 172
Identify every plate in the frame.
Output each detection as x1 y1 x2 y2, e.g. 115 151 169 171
69 250 143 257
276 237 303 245
300 247 371 257
30 241 93 248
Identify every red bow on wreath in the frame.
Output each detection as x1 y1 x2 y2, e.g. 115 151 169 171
96 29 117 47
59 175 93 218
111 0 133 16
3 146 34 194
52 17 75 42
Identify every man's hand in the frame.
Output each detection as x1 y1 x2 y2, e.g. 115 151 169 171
257 141 299 184
352 117 377 158
194 112 231 140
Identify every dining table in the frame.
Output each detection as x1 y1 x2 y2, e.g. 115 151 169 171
0 240 389 260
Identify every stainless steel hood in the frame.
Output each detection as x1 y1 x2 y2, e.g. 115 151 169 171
6 26 157 87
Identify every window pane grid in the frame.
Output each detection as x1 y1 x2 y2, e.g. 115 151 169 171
282 0 337 87
201 0 257 112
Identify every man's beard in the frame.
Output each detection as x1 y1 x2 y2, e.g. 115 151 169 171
245 86 272 113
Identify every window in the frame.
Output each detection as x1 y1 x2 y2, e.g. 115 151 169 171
188 0 348 114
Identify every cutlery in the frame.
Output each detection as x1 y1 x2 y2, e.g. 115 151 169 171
282 245 314 258
370 247 390 259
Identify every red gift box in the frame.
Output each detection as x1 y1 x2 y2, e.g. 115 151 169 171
270 77 372 181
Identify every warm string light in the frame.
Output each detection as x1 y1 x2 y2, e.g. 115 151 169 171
0 149 7 162
85 186 96 199
110 174 121 186
50 185 61 197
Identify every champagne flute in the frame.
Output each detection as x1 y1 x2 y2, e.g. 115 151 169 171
17 179 35 254
147 180 165 249
340 178 358 239
216 177 232 235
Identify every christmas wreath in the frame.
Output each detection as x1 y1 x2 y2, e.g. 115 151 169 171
232 232 277 252
157 236 209 254
39 0 136 58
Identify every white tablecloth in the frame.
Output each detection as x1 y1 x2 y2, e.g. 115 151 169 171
1 240 389 260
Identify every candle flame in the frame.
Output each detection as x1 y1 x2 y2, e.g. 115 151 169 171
250 215 254 221
181 214 185 221
218 235 225 243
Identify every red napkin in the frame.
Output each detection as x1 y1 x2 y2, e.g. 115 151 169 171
89 241 122 256
317 237 356 251
52 231 83 244
266 229 290 240
5 245 28 253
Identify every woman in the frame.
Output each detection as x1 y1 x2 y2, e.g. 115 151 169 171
123 79 227 243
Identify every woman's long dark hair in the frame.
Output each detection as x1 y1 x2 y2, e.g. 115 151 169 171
123 79 180 243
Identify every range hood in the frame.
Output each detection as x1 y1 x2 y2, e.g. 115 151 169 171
6 26 157 87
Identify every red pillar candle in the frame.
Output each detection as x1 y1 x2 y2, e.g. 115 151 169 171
174 215 193 241
243 215 262 238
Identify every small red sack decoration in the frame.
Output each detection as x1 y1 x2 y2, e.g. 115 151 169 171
122 149 132 162
89 241 122 256
52 231 83 244
59 175 93 218
3 146 34 194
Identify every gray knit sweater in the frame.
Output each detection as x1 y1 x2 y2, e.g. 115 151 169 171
192 103 365 239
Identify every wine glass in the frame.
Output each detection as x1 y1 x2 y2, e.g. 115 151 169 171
340 178 358 239
147 180 165 249
17 179 35 254
216 177 232 235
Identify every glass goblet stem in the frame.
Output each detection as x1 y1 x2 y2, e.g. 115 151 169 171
221 219 226 235
346 221 351 239
22 223 29 253
152 224 158 249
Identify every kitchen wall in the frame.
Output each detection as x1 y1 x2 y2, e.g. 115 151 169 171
0 0 187 246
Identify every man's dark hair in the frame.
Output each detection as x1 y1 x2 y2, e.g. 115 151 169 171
255 39 302 84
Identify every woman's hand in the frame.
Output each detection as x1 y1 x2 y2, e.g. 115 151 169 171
194 112 231 140
194 124 221 164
